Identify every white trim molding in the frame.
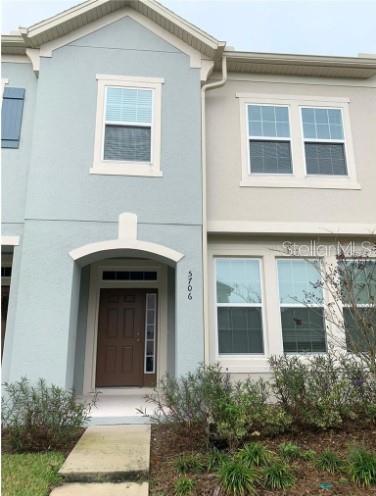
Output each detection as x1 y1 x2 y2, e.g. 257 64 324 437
208 239 376 374
207 221 376 236
70 239 183 265
91 74 163 177
238 93 360 189
69 212 184 265
37 8 208 69
1 236 20 246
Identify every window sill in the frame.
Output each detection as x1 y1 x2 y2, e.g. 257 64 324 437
240 175 361 190
90 164 163 177
216 356 271 374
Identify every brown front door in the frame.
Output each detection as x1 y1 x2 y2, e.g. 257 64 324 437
96 288 147 387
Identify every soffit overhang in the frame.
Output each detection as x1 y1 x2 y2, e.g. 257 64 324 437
2 1 376 80
221 51 376 79
1 0 224 59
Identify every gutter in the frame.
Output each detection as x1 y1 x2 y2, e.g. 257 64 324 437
201 55 227 364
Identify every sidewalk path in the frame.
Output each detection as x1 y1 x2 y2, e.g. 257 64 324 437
50 425 151 495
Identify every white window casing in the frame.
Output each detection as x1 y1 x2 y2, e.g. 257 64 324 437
276 258 327 354
92 75 164 177
237 93 359 189
208 241 375 373
214 257 268 361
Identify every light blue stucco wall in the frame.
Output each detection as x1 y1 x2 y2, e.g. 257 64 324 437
24 16 202 225
2 14 204 388
1 62 36 224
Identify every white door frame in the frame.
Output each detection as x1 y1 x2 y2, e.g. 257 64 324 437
82 258 168 395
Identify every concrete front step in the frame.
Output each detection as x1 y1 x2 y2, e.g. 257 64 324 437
59 425 151 483
50 482 148 495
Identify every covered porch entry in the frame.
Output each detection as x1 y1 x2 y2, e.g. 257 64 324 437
69 213 188 422
82 258 170 395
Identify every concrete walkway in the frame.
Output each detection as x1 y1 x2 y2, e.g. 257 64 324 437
51 425 151 495
50 482 148 495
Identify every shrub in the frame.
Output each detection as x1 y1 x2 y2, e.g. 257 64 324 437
145 364 231 430
316 450 343 474
269 352 376 430
175 453 206 474
347 447 376 487
218 457 258 496
278 442 302 461
1 378 95 452
174 475 195 496
146 364 292 447
262 461 295 490
237 442 272 467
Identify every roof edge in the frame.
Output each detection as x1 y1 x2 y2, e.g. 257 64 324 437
225 50 376 67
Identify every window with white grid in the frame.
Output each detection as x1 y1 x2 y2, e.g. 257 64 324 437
247 104 292 174
301 107 348 176
215 258 265 355
339 260 376 352
92 75 163 176
277 259 326 353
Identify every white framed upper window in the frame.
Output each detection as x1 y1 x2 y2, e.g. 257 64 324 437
92 75 163 177
301 107 347 176
237 93 359 189
215 258 265 356
247 104 293 174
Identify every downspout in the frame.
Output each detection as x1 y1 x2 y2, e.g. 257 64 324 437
201 55 227 364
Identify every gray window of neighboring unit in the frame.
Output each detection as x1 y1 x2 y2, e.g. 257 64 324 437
1 87 25 149
216 258 264 355
302 107 347 175
103 87 152 162
247 104 292 174
277 259 326 353
339 260 376 352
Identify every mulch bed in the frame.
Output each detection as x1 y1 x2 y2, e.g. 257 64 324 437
149 423 376 495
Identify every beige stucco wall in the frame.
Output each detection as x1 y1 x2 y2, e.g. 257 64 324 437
206 73 376 226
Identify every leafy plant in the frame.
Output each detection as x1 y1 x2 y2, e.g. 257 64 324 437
278 442 302 461
175 453 206 474
347 447 376 487
207 449 227 472
262 461 295 490
1 378 95 452
218 458 258 495
302 449 317 461
269 352 376 430
174 475 195 496
237 442 272 467
145 364 292 447
316 450 343 474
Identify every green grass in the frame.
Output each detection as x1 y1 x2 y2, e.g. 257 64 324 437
237 442 272 467
174 475 195 496
218 457 258 495
175 452 207 474
278 442 302 461
2 452 65 496
316 449 343 474
262 460 295 490
347 447 376 488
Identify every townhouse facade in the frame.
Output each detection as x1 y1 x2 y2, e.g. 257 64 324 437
1 0 375 401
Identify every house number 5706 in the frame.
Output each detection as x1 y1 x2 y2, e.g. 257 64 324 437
187 271 193 300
